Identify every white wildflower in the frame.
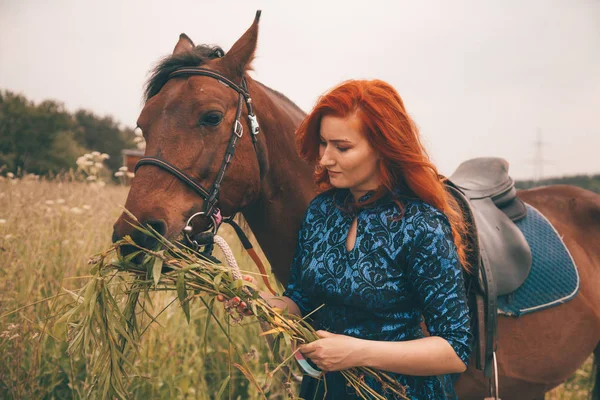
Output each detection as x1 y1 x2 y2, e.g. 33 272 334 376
91 151 100 156
133 136 144 143
114 171 124 177
85 161 94 166
70 207 83 215
126 172 135 178
82 204 91 210
4 234 14 240
31 332 39 340
7 172 14 179
56 199 65 204
94 162 104 169
118 166 128 172
7 323 18 330
9 334 20 341
0 219 6 224
134 127 143 136
86 176 97 181
101 153 110 160
45 200 55 205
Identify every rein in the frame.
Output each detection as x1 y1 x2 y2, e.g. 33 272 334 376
135 67 277 295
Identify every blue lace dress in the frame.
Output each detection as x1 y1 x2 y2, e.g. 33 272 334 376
282 189 472 399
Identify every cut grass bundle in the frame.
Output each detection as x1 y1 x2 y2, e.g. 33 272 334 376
58 221 409 400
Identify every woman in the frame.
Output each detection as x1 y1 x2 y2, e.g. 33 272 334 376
237 79 472 399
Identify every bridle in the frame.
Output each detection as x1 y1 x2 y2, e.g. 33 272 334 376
134 66 278 296
134 67 261 247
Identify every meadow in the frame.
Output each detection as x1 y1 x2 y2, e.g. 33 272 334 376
0 176 594 399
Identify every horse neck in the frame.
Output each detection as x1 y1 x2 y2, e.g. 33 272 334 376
240 78 317 285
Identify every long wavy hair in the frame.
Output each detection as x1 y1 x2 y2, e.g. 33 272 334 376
296 79 471 272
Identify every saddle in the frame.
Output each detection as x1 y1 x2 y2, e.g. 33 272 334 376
446 157 533 379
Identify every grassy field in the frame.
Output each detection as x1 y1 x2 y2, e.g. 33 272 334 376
0 177 595 399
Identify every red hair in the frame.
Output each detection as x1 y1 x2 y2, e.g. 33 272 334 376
296 80 471 272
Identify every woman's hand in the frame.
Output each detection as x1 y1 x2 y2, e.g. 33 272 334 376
298 330 365 372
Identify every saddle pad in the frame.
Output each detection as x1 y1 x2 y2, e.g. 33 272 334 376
497 203 579 317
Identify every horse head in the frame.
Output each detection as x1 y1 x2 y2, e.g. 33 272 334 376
112 12 269 250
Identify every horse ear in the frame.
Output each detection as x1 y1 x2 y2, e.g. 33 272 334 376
173 33 195 55
222 10 261 77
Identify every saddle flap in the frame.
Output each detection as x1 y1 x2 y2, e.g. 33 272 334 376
471 197 532 296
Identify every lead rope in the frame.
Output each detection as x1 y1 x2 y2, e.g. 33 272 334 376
213 235 252 297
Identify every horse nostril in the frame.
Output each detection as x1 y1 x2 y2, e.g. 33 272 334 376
112 229 120 243
146 219 167 237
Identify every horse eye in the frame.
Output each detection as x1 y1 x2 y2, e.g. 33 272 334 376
200 112 223 127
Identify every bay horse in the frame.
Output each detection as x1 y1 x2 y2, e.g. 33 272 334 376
112 12 600 399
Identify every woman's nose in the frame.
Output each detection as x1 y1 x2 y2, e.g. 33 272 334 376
319 147 335 167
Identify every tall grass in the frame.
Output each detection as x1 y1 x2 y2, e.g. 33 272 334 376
0 176 293 399
0 176 594 399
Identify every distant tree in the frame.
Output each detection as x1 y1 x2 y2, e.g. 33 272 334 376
0 90 137 176
74 110 136 172
516 175 600 194
0 92 82 175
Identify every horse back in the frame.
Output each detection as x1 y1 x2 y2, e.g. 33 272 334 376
517 184 600 243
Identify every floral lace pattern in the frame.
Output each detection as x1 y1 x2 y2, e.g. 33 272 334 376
283 189 472 399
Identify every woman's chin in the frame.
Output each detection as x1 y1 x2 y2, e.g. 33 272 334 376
329 181 348 189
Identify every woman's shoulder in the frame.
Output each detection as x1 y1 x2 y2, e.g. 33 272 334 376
395 197 451 231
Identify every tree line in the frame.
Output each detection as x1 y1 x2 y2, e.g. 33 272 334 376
516 175 600 194
0 90 137 177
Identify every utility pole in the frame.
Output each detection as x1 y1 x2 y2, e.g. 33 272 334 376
532 128 549 184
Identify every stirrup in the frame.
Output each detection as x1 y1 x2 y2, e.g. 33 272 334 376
484 351 501 400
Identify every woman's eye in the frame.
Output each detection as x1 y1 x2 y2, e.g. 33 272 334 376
337 147 349 152
200 112 223 126
319 141 326 147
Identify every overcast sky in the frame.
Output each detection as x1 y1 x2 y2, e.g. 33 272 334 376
1 0 598 179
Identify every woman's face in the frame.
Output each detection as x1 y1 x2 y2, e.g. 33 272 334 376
319 114 381 198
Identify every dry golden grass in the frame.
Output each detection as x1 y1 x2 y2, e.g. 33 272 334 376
0 176 594 399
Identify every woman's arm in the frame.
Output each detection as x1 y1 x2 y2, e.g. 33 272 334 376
299 330 466 374
259 292 303 317
358 335 467 375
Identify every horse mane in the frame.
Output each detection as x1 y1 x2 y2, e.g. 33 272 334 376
145 45 306 119
255 81 306 116
144 45 225 101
